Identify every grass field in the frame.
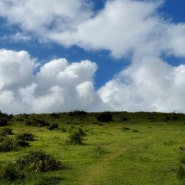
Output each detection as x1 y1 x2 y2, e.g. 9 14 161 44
1 111 185 185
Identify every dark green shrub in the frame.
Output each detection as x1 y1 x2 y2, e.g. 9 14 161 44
0 111 12 126
48 123 59 130
69 110 87 117
0 137 17 152
97 112 112 122
15 150 61 172
121 117 128 121
50 112 61 119
16 132 35 141
26 117 49 127
0 163 23 181
123 127 130 131
66 128 86 145
0 127 13 136
61 126 67 132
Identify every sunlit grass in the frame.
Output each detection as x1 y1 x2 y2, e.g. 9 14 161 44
0 112 185 184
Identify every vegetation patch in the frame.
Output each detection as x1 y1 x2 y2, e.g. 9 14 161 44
48 123 59 130
25 117 49 127
16 132 35 141
0 137 17 152
97 112 113 122
0 150 61 182
0 111 12 126
0 127 13 137
15 150 61 172
65 128 86 145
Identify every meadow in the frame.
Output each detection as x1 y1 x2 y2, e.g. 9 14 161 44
1 111 185 185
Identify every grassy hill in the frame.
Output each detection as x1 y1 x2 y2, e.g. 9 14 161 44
0 111 185 185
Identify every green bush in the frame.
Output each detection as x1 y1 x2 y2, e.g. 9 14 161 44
16 132 35 141
0 127 13 137
0 111 12 126
0 150 61 182
25 117 49 127
0 163 23 181
0 137 17 152
15 150 61 172
97 112 112 122
0 133 32 152
69 110 87 117
66 128 86 145
48 123 59 130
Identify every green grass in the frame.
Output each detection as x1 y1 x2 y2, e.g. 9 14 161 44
0 111 185 184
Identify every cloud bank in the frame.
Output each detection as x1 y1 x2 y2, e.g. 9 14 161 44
1 0 185 113
0 49 106 114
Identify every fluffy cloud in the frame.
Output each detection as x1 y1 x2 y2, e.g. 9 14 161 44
0 49 105 114
0 49 36 90
1 0 185 59
0 0 93 41
98 57 185 112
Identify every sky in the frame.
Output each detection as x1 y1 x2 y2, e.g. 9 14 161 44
0 0 185 114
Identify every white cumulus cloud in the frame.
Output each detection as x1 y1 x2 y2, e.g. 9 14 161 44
0 49 106 114
98 57 185 112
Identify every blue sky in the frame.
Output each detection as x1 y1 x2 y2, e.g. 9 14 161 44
0 0 185 114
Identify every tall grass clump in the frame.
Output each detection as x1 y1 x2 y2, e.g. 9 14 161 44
65 128 86 145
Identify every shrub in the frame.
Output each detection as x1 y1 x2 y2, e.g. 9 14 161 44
50 112 61 119
121 117 128 121
97 112 112 122
61 126 67 132
69 110 87 117
0 127 13 136
15 150 61 172
48 123 59 130
26 117 49 127
0 150 61 182
0 163 23 181
123 127 130 131
0 137 17 152
0 111 12 126
16 132 35 141
66 128 86 145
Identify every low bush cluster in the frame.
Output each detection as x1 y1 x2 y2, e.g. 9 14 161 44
48 123 59 130
16 132 35 141
0 150 61 182
15 150 61 172
0 111 12 126
97 112 112 122
0 132 35 152
26 117 49 127
65 128 86 145
0 137 17 152
0 127 13 137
